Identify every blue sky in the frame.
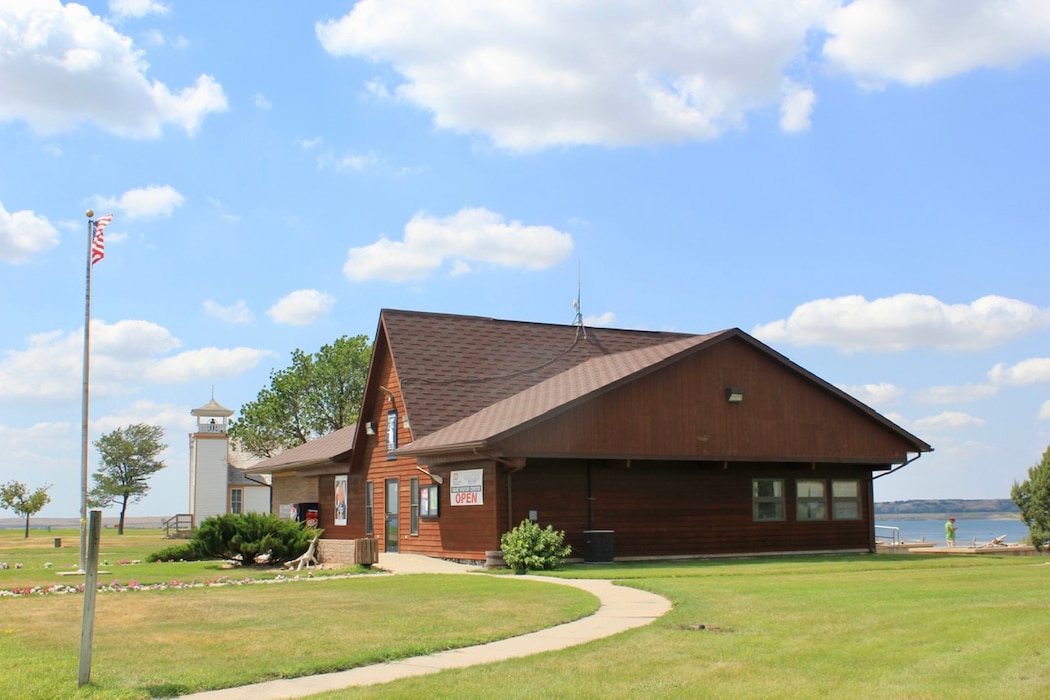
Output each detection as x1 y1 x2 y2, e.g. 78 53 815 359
2 0 1048 520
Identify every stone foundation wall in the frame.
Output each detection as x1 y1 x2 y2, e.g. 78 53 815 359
319 538 379 566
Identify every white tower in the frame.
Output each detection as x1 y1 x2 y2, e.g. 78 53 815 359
188 397 234 525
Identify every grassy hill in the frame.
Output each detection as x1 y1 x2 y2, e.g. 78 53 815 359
874 498 1019 519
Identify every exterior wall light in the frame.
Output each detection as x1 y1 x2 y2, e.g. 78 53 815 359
726 387 745 403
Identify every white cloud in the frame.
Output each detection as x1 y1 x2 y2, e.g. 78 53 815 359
840 382 904 407
344 207 574 281
824 0 1050 87
988 358 1050 386
1040 400 1050 421
108 0 170 20
317 0 835 150
584 312 616 327
317 150 378 171
266 290 335 326
92 399 184 438
254 93 272 110
914 383 998 405
0 421 73 463
316 1 1050 150
203 300 254 325
100 184 185 219
142 347 276 384
0 1 226 138
779 81 816 133
911 411 987 432
0 320 271 402
0 201 60 263
753 294 1050 352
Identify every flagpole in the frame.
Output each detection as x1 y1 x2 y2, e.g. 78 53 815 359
80 210 95 572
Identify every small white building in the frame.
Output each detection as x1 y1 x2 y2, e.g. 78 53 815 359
188 397 269 525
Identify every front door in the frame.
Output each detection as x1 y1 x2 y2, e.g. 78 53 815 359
385 479 399 552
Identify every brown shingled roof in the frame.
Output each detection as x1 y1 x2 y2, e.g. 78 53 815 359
243 423 356 474
380 309 694 439
396 333 719 455
376 311 931 459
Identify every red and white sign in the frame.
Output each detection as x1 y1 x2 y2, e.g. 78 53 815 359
450 468 484 506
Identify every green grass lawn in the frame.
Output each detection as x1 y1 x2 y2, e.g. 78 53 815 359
321 555 1050 700
4 530 1048 699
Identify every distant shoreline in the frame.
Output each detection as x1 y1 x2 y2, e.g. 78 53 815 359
875 513 1022 521
0 516 164 530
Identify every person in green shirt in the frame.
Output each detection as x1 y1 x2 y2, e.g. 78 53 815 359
945 517 957 547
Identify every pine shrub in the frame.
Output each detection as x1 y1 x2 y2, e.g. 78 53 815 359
148 513 319 565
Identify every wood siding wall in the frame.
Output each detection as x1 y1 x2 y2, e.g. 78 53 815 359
510 458 875 558
357 352 497 559
501 337 912 463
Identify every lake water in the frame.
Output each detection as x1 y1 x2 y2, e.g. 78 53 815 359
874 517 1030 546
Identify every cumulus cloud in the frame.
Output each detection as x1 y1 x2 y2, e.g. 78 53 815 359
266 290 335 326
108 0 170 20
253 93 272 110
911 411 987 432
142 347 274 384
584 312 616 327
913 384 998 405
344 207 574 281
0 320 272 401
779 81 816 132
203 300 254 325
92 399 184 437
317 0 834 150
823 0 1050 87
753 294 1050 353
0 201 60 263
988 358 1050 386
0 1 227 137
840 382 905 407
99 184 185 219
315 1 1050 150
1040 400 1050 421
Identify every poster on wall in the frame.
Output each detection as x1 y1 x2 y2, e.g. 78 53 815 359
450 468 484 506
334 474 348 526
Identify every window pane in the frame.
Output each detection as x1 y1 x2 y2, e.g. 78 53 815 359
365 481 374 535
753 479 783 498
833 501 860 520
755 502 784 521
797 480 824 498
797 500 826 520
832 480 858 498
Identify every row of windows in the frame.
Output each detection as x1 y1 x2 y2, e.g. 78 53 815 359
359 477 857 534
753 478 861 522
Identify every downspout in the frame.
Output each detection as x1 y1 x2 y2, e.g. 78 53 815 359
869 452 926 552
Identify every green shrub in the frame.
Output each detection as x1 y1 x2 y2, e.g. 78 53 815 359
500 519 571 575
147 513 319 566
147 541 204 562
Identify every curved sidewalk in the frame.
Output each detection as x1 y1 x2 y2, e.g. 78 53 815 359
184 554 671 699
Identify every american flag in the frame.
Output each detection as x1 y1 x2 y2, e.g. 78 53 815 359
92 214 112 265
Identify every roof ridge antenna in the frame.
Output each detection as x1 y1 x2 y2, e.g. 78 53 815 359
572 261 587 339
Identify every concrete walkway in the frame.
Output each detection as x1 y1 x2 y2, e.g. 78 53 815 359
183 553 671 699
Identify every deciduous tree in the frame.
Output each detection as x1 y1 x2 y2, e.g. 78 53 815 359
229 335 371 457
88 423 167 534
1011 444 1050 550
0 481 51 538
